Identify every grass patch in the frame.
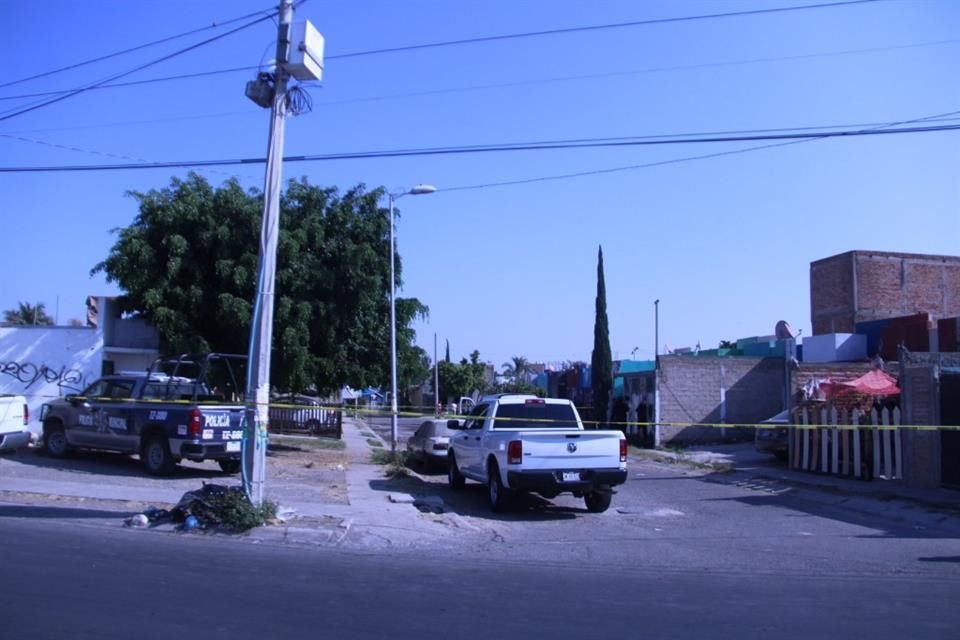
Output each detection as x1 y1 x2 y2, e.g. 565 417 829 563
361 431 376 438
369 448 412 478
367 438 384 448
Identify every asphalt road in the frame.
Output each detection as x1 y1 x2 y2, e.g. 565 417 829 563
2 515 958 640
362 411 427 447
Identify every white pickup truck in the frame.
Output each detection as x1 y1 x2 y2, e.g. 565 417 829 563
0 394 30 452
447 394 627 513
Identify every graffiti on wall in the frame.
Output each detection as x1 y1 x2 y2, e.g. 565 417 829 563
0 361 90 394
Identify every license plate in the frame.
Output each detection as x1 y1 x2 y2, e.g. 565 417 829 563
561 471 580 482
226 441 241 452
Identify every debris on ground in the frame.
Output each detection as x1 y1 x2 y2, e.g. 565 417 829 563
124 484 278 532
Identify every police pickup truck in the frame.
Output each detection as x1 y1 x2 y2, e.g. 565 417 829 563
40 354 247 476
447 394 627 513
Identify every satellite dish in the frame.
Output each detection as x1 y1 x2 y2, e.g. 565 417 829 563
775 320 795 340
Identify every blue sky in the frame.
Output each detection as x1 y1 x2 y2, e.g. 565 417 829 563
2 0 958 371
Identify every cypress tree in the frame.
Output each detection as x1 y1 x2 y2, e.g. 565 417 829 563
591 245 613 429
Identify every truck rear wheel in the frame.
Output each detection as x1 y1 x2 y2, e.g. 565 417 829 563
584 491 612 513
142 435 176 476
218 459 241 474
487 461 511 512
42 422 72 458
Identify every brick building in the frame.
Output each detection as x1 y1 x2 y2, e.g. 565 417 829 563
810 250 960 335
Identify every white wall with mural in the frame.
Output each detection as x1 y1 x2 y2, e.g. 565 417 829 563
0 327 104 434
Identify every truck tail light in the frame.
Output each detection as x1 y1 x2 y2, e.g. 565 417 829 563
23 404 28 426
508 440 522 465
620 438 627 463
188 409 202 438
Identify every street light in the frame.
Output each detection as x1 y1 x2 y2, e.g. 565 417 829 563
388 184 436 454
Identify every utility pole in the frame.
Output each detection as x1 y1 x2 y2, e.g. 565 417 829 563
434 332 439 414
654 299 661 448
245 0 295 506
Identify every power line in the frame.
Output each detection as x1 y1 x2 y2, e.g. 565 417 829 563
441 110 960 192
329 0 886 60
7 115 960 180
1 120 957 173
1 34 956 134
0 5 277 91
0 13 276 123
0 67 260 102
306 37 960 109
0 1 899 104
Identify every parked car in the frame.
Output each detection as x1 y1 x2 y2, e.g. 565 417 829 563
447 394 627 513
0 394 30 452
755 409 789 461
406 418 455 468
40 353 247 475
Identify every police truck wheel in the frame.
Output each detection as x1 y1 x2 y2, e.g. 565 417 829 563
142 436 176 476
43 423 71 458
218 459 241 474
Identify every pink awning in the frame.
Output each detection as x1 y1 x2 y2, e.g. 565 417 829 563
825 370 900 398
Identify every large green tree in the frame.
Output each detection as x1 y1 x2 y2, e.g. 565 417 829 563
590 246 613 429
93 173 428 394
3 301 54 326
438 349 488 403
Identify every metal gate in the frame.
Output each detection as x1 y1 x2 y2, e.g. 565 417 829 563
941 374 960 489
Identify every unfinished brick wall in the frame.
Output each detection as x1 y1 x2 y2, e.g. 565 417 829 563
810 251 856 334
811 251 960 335
658 356 785 444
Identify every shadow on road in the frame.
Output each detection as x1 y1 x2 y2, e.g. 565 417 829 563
917 556 960 563
1 447 229 480
700 487 960 540
367 473 581 522
0 504 136 519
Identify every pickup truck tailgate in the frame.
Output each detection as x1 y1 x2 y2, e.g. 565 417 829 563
196 405 246 451
515 430 624 471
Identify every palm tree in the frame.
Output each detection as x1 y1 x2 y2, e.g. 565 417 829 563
501 355 530 387
3 301 54 326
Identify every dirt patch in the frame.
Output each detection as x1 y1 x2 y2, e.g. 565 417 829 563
265 437 350 505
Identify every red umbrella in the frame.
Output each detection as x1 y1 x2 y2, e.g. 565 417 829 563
825 370 900 398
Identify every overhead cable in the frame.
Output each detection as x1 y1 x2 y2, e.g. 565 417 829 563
0 12 277 122
329 1 886 60
0 1 895 103
0 120 956 173
0 4 277 90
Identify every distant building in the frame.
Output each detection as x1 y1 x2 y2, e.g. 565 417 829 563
0 296 159 437
810 250 960 335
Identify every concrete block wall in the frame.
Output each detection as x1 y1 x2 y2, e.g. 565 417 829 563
658 356 785 445
811 251 960 335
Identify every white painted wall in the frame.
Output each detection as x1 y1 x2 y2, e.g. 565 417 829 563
0 327 103 434
802 333 868 363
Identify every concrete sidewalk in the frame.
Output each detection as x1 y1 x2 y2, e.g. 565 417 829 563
0 416 464 548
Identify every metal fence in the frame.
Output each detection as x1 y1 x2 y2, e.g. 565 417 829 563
268 404 342 439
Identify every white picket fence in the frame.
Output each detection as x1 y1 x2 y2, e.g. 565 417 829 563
790 406 903 480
